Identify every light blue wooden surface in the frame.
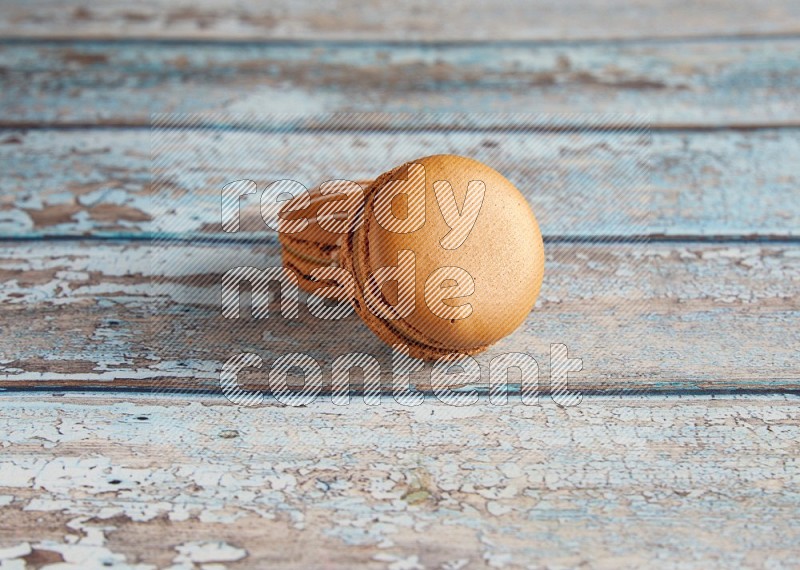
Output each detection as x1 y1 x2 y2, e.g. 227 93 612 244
0 4 799 568
0 39 799 127
0 393 797 567
3 0 799 41
0 240 797 392
1 128 798 239
0 10 796 392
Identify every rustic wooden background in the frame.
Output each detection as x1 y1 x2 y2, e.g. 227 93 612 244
1 1 799 568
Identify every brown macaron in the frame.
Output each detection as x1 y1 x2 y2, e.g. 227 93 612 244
340 154 545 360
279 180 368 292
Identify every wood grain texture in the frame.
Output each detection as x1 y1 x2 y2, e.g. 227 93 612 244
2 128 798 239
1 240 797 392
2 39 800 127
0 394 798 568
1 0 798 41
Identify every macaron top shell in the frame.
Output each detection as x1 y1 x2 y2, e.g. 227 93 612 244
356 154 544 351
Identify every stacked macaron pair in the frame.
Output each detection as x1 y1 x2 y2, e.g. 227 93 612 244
278 155 545 360
278 180 368 292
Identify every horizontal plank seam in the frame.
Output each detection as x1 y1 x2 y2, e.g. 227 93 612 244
4 122 800 133
1 234 798 245
1 386 800 398
2 32 800 48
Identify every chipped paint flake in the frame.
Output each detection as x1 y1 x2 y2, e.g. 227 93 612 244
173 541 247 564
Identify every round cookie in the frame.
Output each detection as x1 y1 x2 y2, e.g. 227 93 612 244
340 155 544 360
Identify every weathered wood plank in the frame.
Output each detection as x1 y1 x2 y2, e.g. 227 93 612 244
2 128 798 238
1 241 797 392
1 0 798 41
0 394 798 568
2 39 800 127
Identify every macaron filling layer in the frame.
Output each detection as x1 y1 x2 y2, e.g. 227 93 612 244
280 236 338 266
